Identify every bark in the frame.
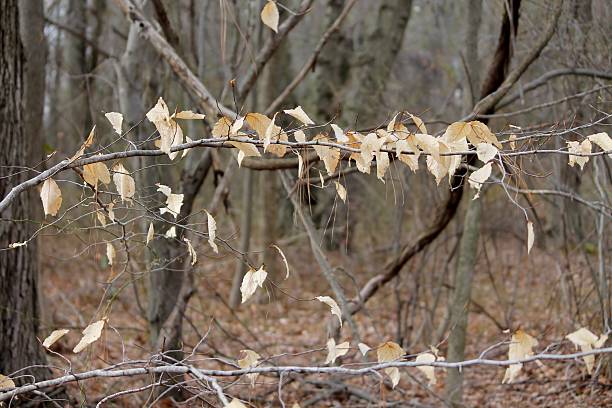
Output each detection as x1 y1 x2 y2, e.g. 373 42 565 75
343 0 413 127
445 197 483 406
60 0 91 140
0 0 50 386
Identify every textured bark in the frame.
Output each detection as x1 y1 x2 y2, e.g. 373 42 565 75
0 0 50 384
343 0 412 127
60 0 91 140
445 197 482 406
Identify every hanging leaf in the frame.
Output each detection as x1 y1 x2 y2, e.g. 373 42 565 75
112 163 135 202
415 350 443 386
237 349 261 387
566 327 608 374
245 112 272 139
184 237 197 265
476 143 498 163
502 330 538 383
375 152 390 182
587 132 611 158
165 226 177 239
527 220 534 254
83 161 110 188
231 116 245 135
315 296 342 327
334 181 347 203
146 97 184 160
70 125 96 162
358 342 371 356
509 134 517 150
146 222 154 245
73 319 105 353
206 210 218 253
330 124 349 143
313 136 340 176
324 338 350 364
106 242 115 266
270 244 290 279
40 178 62 217
228 141 261 167
241 265 268 303
377 341 405 388
42 329 70 349
105 112 123 135
284 106 314 125
567 140 591 170
156 183 184 218
261 1 279 32
468 162 492 199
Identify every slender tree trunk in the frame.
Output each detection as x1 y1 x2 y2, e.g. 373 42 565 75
445 2 520 406
0 0 50 385
445 197 482 406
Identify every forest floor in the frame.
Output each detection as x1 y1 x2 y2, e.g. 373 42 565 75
39 230 612 407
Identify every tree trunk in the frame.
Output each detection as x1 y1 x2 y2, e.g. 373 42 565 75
445 2 520 406
445 197 482 406
0 0 50 385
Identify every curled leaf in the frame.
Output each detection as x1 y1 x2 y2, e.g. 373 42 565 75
325 338 350 364
284 106 314 125
377 341 405 388
316 296 342 328
112 163 135 202
73 319 105 353
241 266 268 303
261 1 279 32
42 329 70 348
206 210 218 253
40 178 62 216
105 112 123 135
502 330 538 384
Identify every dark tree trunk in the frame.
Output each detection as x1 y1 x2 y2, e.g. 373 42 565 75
0 0 50 384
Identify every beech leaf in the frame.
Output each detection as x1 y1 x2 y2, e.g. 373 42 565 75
284 106 314 125
206 210 218 253
40 178 62 217
73 319 105 353
316 296 342 327
42 329 70 348
502 330 538 384
105 112 123 135
261 1 279 32
325 338 350 364
241 265 268 303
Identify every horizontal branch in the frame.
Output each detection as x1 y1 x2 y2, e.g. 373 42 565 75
0 133 610 214
2 347 611 401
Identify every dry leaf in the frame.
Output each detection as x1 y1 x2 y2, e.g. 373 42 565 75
146 97 184 160
184 237 197 265
228 141 261 167
566 327 608 374
157 183 184 219
8 242 27 249
330 124 349 143
358 342 371 356
83 161 111 188
527 220 535 254
567 140 591 170
293 129 306 143
376 152 390 182
173 110 205 120
415 352 437 385
509 134 517 150
206 210 218 253
237 349 261 387
468 162 492 199
334 181 347 203
316 296 342 328
261 1 279 32
284 106 314 125
106 242 115 266
112 163 135 202
231 116 245 135
70 125 96 162
0 374 15 390
105 112 123 135
476 143 498 163
40 178 62 216
241 265 268 303
270 244 290 279
165 226 177 239
146 222 154 245
43 329 70 348
502 330 538 383
587 132 611 158
325 338 350 364
73 319 105 353
212 116 233 137
313 136 340 175
377 341 405 388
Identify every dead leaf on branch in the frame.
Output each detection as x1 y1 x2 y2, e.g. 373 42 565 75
40 178 62 217
261 1 279 32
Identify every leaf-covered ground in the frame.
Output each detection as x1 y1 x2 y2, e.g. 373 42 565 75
40 228 612 407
